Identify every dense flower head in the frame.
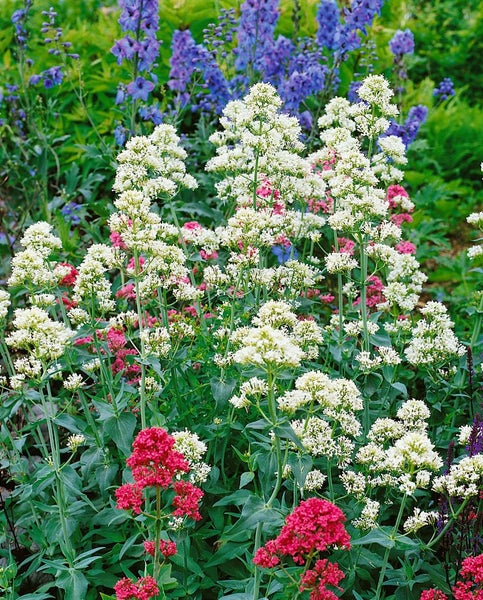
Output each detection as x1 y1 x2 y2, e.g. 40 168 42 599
299 558 345 599
144 538 177 557
114 575 159 600
127 427 189 488
172 480 204 520
234 0 279 73
316 0 340 50
434 77 456 101
389 29 415 56
115 483 144 514
254 497 350 566
420 591 449 600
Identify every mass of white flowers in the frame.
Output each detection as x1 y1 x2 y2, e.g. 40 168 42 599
404 301 466 365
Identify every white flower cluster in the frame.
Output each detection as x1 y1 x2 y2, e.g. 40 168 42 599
73 244 116 313
230 301 322 369
433 454 483 499
403 508 437 534
366 243 427 312
354 399 442 495
229 377 268 409
467 211 483 260
404 301 465 365
8 222 62 289
113 124 197 198
6 306 73 363
313 76 404 231
207 83 326 208
139 327 171 357
0 289 10 320
172 429 211 484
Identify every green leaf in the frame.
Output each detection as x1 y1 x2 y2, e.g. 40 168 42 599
210 377 237 408
351 527 395 549
239 472 255 488
103 412 136 456
56 569 88 600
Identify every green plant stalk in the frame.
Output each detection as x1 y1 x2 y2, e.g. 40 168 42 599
470 293 483 351
153 487 162 580
133 250 148 429
358 233 370 353
252 367 285 600
374 494 408 600
39 383 75 564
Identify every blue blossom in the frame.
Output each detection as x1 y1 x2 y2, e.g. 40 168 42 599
61 201 82 226
389 28 414 56
384 104 428 147
271 244 298 264
337 0 384 55
114 123 127 146
112 0 160 103
168 30 199 94
316 0 340 50
234 0 279 74
433 77 455 101
127 77 155 101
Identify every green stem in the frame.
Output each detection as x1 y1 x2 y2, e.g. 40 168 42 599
374 494 408 600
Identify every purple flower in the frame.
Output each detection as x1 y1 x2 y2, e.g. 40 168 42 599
384 103 428 147
111 36 139 64
389 28 414 56
61 201 82 226
316 0 340 50
127 76 155 101
337 0 384 55
466 414 483 457
271 243 298 263
433 77 455 101
235 0 279 74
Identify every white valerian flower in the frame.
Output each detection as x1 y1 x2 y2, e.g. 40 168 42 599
172 430 210 484
6 307 73 362
139 327 171 357
403 508 437 534
353 499 380 530
433 454 483 498
303 469 327 491
73 244 116 313
63 373 85 391
0 289 10 320
405 301 465 365
458 425 473 446
66 434 86 452
325 252 358 273
14 356 43 378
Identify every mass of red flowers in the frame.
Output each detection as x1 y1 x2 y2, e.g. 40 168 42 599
254 497 350 568
253 498 349 598
114 575 159 600
419 553 483 600
114 427 203 520
144 539 177 558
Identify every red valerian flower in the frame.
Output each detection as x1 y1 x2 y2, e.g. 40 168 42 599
114 575 159 600
299 559 345 600
254 498 350 567
127 427 189 489
172 480 203 520
144 539 177 558
58 262 79 286
419 590 448 600
115 483 144 514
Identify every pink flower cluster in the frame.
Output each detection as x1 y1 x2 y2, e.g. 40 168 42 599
144 539 177 558
420 553 483 600
114 575 159 600
253 498 349 598
115 427 203 520
299 559 345 600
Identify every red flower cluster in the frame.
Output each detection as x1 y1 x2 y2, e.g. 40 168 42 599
115 427 203 521
420 553 483 600
299 559 345 600
127 427 189 488
144 539 177 558
114 575 159 600
254 498 350 567
420 590 449 600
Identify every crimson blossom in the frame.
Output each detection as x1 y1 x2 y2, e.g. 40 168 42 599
114 575 159 600
254 497 350 598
